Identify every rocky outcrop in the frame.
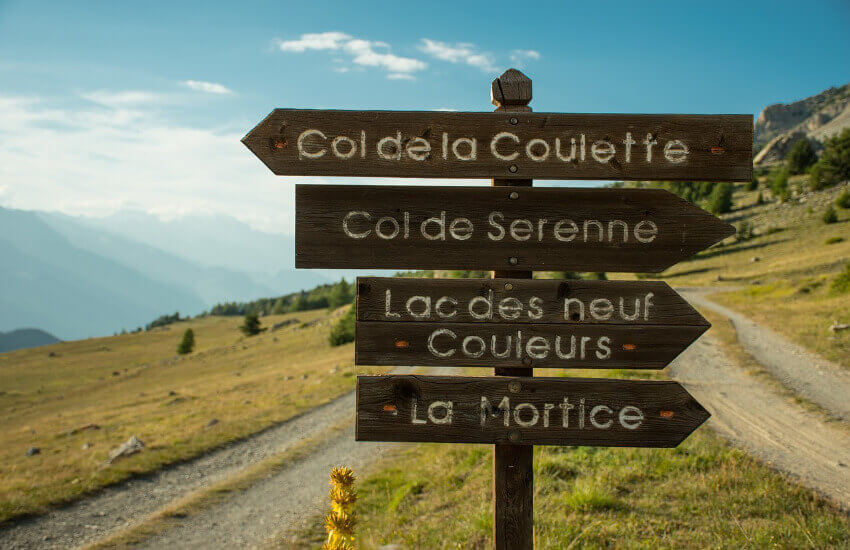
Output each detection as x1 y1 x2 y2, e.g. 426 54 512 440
754 83 850 166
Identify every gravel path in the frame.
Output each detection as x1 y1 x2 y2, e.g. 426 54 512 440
669 328 850 510
682 289 850 420
0 390 360 549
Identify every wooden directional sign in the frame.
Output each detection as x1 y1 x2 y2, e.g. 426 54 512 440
243 109 752 182
355 278 709 369
356 375 710 447
297 186 734 273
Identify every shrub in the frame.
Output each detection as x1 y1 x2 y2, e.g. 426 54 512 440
735 221 753 241
329 306 355 346
768 167 790 201
786 138 817 174
822 205 838 224
836 189 850 209
831 264 850 294
809 128 850 190
708 182 734 214
239 313 264 336
825 236 844 245
746 176 759 191
177 329 195 355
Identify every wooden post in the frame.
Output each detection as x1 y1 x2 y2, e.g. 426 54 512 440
491 68 534 550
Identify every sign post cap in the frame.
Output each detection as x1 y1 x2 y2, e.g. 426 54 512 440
491 68 532 108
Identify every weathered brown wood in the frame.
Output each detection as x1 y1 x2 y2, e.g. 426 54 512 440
355 375 710 447
295 185 734 272
242 111 752 182
356 277 709 326
355 320 706 369
491 70 534 550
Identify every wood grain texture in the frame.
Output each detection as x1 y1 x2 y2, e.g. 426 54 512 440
295 185 734 272
356 277 708 326
355 375 710 447
242 110 752 182
354 321 706 369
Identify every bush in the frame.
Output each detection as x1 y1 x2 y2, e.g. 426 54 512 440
825 236 844 245
746 176 759 191
836 189 850 209
769 167 790 202
831 264 850 294
822 204 838 224
786 138 817 174
329 306 355 346
177 329 195 355
809 128 850 190
707 182 734 214
239 313 264 336
735 221 753 241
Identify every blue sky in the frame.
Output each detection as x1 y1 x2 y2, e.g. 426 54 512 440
1 0 848 233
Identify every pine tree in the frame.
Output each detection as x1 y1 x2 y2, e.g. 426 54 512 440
708 182 734 214
177 329 195 355
239 313 264 336
786 138 817 174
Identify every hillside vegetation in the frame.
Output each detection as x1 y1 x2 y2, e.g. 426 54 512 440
0 306 377 522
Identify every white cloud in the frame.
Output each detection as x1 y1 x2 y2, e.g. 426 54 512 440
0 93 305 233
182 80 233 95
276 31 352 52
419 39 497 72
510 49 541 66
275 32 426 78
81 90 163 107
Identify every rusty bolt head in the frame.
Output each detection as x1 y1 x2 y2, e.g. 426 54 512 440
508 380 521 393
504 283 513 291
509 191 519 199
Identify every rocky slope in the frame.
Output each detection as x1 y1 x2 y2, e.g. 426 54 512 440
754 83 850 166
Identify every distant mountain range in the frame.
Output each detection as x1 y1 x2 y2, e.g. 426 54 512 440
754 83 850 166
0 328 60 353
0 207 327 342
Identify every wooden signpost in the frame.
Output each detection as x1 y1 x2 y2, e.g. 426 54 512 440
356 375 710 447
243 68 752 549
354 277 709 370
295 185 735 272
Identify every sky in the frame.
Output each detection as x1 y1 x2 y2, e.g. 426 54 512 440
1 0 848 233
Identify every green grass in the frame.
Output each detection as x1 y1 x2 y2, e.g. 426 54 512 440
286 434 848 549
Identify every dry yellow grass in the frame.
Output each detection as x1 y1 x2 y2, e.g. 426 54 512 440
0 307 374 523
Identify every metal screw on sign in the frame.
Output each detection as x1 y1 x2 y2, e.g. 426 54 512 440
509 191 519 199
508 380 521 393
509 164 518 173
508 257 518 266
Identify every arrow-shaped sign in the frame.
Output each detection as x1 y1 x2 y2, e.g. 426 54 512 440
296 185 734 273
354 277 708 370
356 375 710 447
242 109 752 182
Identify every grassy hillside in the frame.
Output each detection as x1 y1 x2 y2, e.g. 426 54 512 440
620 181 850 368
0 307 375 523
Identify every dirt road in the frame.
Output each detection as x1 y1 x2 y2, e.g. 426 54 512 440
683 288 850 420
2 296 849 548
